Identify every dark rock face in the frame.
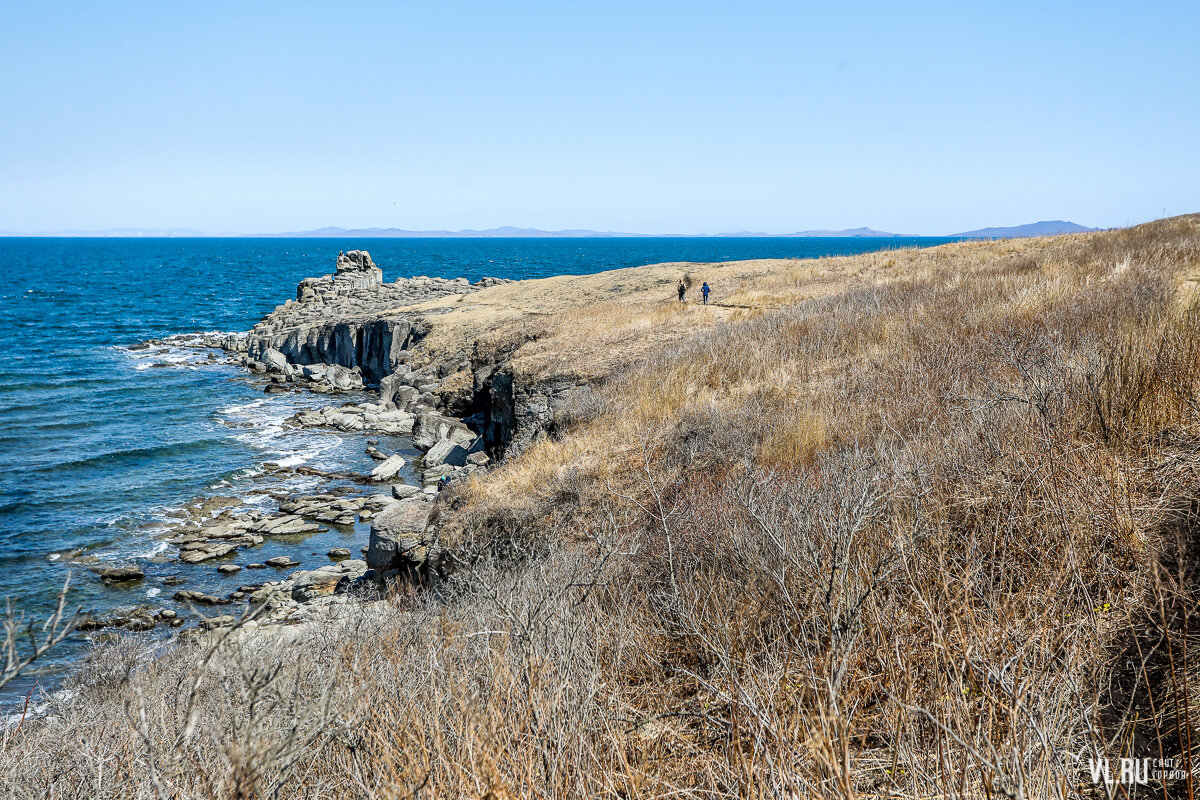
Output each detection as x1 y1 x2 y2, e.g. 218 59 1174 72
473 367 588 459
250 317 418 385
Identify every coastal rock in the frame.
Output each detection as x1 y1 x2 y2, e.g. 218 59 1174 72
325 364 364 391
380 373 417 409
364 408 415 434
288 559 368 601
334 250 383 289
369 454 407 481
262 348 290 373
173 590 229 605
328 547 352 559
424 438 468 468
254 515 322 536
362 493 396 510
242 251 505 386
266 556 300 568
289 403 413 434
179 543 236 563
247 582 290 606
366 497 434 572
91 565 145 582
411 413 475 452
123 612 157 632
301 363 329 382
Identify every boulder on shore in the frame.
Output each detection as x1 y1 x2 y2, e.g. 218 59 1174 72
289 559 368 601
366 497 434 571
369 454 407 481
262 348 290 373
424 438 468 468
411 413 474 452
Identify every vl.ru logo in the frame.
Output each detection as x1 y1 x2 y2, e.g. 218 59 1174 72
1087 757 1190 785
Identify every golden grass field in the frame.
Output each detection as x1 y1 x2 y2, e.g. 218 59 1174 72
8 216 1200 798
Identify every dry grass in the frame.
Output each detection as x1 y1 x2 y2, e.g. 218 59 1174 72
8 216 1200 798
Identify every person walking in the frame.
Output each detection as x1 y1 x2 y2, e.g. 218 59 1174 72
701 281 710 305
677 280 686 303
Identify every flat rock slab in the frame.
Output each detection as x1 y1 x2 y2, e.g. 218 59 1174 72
257 516 323 536
369 454 407 481
173 590 229 606
180 544 236 564
289 560 368 602
91 565 145 582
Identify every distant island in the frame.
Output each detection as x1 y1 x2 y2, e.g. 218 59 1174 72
2 221 1099 239
251 223 1097 239
950 220 1096 238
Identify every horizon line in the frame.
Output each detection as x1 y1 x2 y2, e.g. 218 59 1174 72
0 220 1101 239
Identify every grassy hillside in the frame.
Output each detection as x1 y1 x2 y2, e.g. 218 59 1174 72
8 216 1200 798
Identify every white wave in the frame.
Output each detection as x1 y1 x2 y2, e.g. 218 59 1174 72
135 540 170 559
220 399 266 415
267 454 308 468
117 330 240 371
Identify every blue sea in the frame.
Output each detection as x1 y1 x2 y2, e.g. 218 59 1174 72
0 235 953 702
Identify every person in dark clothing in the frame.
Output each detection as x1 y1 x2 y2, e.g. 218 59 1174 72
678 280 686 302
701 282 710 305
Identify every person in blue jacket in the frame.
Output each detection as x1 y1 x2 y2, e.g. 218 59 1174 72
701 281 711 305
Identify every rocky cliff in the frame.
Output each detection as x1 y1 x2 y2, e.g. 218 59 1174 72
241 250 490 385
231 250 601 493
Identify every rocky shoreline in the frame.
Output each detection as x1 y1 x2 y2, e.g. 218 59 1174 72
74 250 544 638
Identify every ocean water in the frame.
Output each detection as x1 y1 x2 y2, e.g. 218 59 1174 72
0 235 953 702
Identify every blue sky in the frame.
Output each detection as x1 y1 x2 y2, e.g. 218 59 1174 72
1 0 1197 234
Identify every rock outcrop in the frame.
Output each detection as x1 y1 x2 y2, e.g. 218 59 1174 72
241 250 506 386
366 496 436 576
230 250 565 466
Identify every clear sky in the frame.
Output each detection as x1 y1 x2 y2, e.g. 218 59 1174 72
1 0 1197 235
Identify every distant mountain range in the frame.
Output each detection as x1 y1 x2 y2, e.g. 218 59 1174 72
251 225 917 239
949 220 1095 238
1 221 1098 239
